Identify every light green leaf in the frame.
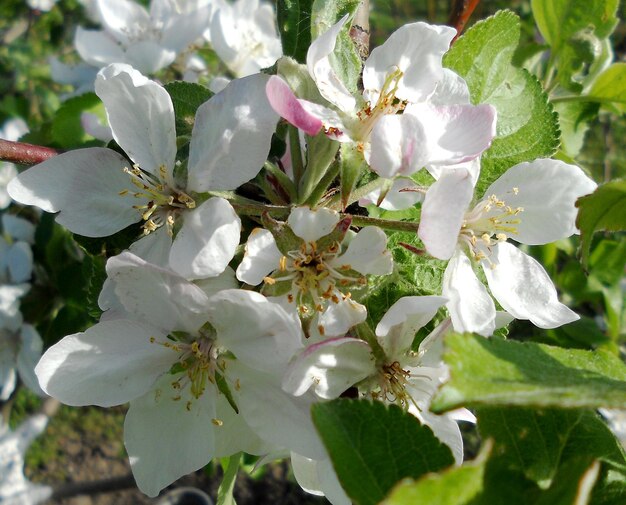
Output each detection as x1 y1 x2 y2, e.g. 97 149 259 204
312 399 455 505
382 444 491 505
444 11 560 197
217 453 241 505
51 93 104 149
554 100 598 158
531 0 619 50
575 180 626 265
589 63 626 113
431 333 626 413
477 408 583 486
276 0 313 63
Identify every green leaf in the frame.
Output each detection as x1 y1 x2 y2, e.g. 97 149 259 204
589 63 626 113
382 444 491 505
312 399 455 505
431 333 626 413
477 408 583 486
163 81 212 137
576 180 626 265
444 11 560 197
535 457 600 505
217 453 241 505
531 0 619 50
277 0 313 63
554 100 598 158
339 142 366 209
51 93 104 149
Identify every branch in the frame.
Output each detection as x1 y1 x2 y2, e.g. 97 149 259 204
448 0 480 43
0 139 59 165
51 474 137 500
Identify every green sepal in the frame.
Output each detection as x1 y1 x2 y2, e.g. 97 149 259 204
215 371 239 415
339 142 367 210
260 212 304 254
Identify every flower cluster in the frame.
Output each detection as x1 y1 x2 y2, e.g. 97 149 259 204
5 5 598 504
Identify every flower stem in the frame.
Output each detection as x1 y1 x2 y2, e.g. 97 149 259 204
0 139 59 165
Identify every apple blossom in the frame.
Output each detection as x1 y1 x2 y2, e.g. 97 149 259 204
418 159 598 335
237 206 393 337
9 64 278 280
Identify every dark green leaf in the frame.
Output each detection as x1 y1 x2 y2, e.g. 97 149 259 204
277 0 313 63
164 81 212 137
51 93 104 149
312 399 454 505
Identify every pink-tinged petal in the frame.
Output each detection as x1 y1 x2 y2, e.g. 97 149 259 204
96 0 150 45
368 114 428 178
363 22 456 104
298 101 350 141
418 167 474 260
95 64 177 179
125 375 216 497
375 296 447 358
74 28 125 68
35 319 174 407
483 159 598 245
443 250 496 337
169 197 241 280
333 226 392 275
266 76 323 135
106 252 211 333
124 41 176 74
484 242 579 329
188 74 279 191
7 148 141 237
307 14 356 112
208 290 304 374
230 361 326 460
283 337 375 399
430 68 471 105
405 103 497 166
288 207 340 243
236 228 282 285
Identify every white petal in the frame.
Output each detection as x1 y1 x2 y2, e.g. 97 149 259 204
418 167 474 260
358 177 423 210
291 453 325 496
0 346 17 401
107 251 211 333
125 375 216 497
236 228 282 285
282 337 375 399
483 159 598 245
375 296 447 358
95 64 176 178
81 112 113 143
35 319 174 407
307 14 356 112
430 68 471 105
124 41 176 74
317 297 367 337
2 215 35 244
96 0 150 44
288 207 340 243
415 407 464 465
16 325 45 397
6 242 33 284
160 5 211 54
231 361 326 460
187 73 278 191
74 28 125 68
484 242 579 328
128 225 172 268
363 22 455 104
0 285 28 332
404 103 497 166
426 158 480 186
443 250 496 337
368 114 428 178
208 290 304 373
333 226 392 275
292 454 351 505
169 197 241 280
7 148 140 237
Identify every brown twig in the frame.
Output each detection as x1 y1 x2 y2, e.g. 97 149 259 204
51 474 138 500
448 0 480 43
0 139 59 165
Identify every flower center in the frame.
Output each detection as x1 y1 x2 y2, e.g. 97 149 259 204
459 189 524 263
263 240 366 322
354 67 406 144
120 164 195 236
